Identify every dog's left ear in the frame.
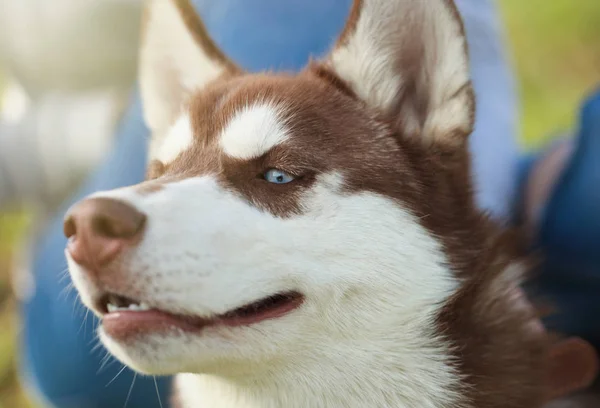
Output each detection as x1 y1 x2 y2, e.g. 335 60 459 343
325 0 474 147
140 0 239 144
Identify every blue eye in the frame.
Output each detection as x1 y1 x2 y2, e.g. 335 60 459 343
263 169 295 184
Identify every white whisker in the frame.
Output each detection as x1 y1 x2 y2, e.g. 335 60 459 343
122 373 137 408
153 376 165 408
106 364 129 387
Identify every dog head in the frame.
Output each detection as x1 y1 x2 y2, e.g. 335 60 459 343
65 0 545 406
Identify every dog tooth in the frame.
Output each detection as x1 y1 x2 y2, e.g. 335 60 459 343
105 302 151 313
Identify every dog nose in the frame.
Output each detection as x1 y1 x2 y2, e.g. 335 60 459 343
64 197 146 268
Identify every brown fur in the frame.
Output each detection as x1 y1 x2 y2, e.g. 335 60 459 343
164 0 239 73
140 0 549 406
335 0 363 48
144 66 548 407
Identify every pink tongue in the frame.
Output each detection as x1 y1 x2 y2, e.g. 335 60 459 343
103 310 209 340
101 294 304 341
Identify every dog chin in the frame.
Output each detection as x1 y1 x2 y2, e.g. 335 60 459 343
99 326 260 377
99 329 205 375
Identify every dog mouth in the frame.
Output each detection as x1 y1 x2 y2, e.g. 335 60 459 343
96 291 304 340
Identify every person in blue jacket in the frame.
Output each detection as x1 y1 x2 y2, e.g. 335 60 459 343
17 0 600 407
519 89 600 352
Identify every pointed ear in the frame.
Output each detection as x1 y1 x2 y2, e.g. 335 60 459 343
140 0 240 139
327 0 474 146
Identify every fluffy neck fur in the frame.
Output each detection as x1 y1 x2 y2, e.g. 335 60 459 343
174 295 464 408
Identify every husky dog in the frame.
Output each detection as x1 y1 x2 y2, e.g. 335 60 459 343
64 0 550 406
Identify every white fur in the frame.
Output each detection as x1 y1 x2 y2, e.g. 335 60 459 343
330 0 472 141
66 0 480 406
140 0 228 157
68 173 464 407
155 114 194 164
220 104 289 160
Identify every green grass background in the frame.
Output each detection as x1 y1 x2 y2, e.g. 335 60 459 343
0 1 599 406
502 0 600 147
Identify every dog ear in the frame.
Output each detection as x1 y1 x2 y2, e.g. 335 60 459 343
545 337 599 401
140 0 240 142
325 0 474 147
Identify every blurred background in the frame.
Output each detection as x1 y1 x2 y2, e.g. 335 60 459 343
0 0 599 406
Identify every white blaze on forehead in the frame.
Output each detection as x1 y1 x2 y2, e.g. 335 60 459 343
220 104 289 160
155 114 194 164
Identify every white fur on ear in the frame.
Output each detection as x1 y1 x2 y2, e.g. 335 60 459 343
140 0 238 150
329 0 474 145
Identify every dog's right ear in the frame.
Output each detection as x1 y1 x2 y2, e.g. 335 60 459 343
140 0 239 140
323 0 474 148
